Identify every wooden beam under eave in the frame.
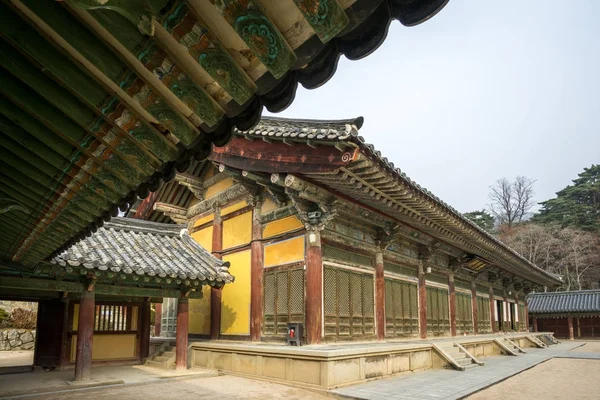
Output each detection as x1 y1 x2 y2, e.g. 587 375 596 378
153 202 187 224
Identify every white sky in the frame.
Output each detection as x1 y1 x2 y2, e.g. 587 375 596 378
267 0 600 213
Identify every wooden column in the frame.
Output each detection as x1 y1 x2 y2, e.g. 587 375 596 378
176 297 189 369
74 289 94 382
503 291 510 332
305 228 323 344
154 303 162 337
489 285 496 333
210 208 223 340
533 317 538 332
577 317 581 338
471 281 478 334
59 298 70 369
513 292 520 331
250 200 264 341
568 314 574 340
140 300 151 361
375 248 385 340
448 273 457 337
524 301 530 331
418 262 427 339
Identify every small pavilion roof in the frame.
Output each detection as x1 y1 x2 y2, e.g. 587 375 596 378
50 217 232 287
527 290 600 314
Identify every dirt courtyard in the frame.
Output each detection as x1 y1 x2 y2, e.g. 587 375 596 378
468 357 600 400
23 375 329 400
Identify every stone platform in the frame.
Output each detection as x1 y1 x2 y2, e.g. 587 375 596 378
185 332 554 390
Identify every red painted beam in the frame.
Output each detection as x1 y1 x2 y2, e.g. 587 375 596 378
250 204 264 341
74 290 94 381
176 298 189 369
448 274 456 337
132 191 158 219
471 281 478 334
375 250 385 340
305 230 323 344
210 209 223 340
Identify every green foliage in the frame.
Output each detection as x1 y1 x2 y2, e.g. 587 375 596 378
9 308 37 329
463 210 495 233
534 164 600 232
0 307 8 325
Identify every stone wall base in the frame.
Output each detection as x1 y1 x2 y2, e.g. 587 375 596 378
0 329 36 351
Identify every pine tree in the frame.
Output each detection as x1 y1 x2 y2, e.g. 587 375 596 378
463 210 495 233
534 165 600 232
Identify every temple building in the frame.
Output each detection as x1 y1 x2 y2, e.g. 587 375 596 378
528 289 600 340
135 116 560 344
0 217 231 379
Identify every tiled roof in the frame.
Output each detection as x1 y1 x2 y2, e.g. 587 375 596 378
235 116 364 141
50 217 232 286
232 117 560 287
527 290 600 314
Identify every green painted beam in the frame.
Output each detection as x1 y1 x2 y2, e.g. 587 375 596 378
0 275 204 299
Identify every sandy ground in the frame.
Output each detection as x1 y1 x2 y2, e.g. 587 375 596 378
569 341 600 353
0 350 33 367
26 375 329 400
468 358 600 400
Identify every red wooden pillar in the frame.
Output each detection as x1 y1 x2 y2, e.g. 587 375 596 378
418 262 427 339
154 303 162 337
524 301 530 331
176 298 189 369
568 314 574 340
375 249 385 340
250 201 264 341
503 292 511 332
305 229 323 344
489 285 496 333
533 317 538 332
140 300 151 360
74 290 94 382
471 281 478 334
210 208 223 340
448 273 457 337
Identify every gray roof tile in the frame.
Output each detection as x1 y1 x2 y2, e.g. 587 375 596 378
527 290 600 314
50 217 233 286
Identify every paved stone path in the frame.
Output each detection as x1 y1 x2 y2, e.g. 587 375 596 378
332 342 598 400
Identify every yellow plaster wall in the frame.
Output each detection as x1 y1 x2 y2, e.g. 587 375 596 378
70 334 136 362
192 226 213 253
263 216 303 238
194 213 214 228
221 250 251 335
221 200 248 216
222 211 252 250
264 236 305 267
189 285 212 335
205 177 234 199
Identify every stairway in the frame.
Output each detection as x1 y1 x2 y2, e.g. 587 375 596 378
527 335 548 348
435 343 482 371
145 343 176 370
504 338 526 354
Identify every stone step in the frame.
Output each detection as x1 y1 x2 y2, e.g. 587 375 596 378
160 351 175 358
463 363 479 370
452 353 468 361
145 360 168 369
457 356 473 365
153 356 172 362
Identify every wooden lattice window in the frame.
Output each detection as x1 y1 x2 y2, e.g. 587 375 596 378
322 245 373 267
456 292 473 333
477 295 492 333
94 304 130 332
263 268 305 337
426 286 449 336
324 266 374 338
384 278 418 337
